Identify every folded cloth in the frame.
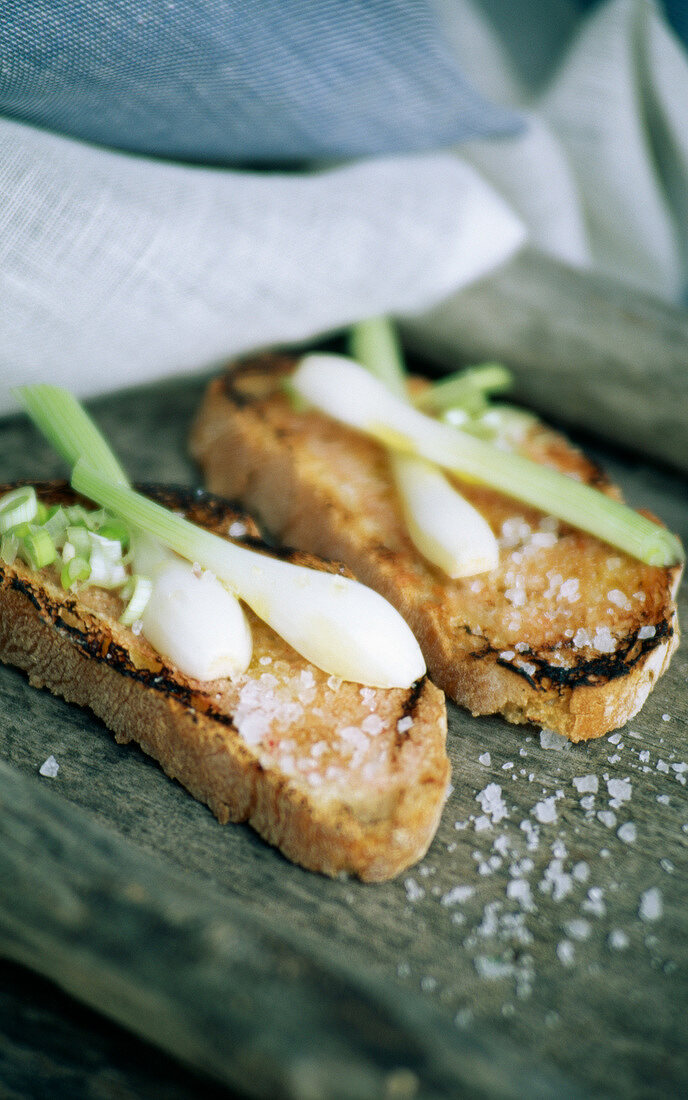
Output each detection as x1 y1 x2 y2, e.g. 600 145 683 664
1 0 688 416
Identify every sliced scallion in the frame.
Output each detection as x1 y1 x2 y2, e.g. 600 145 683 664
0 486 38 534
292 354 684 568
120 574 153 626
61 556 91 591
415 363 512 416
20 529 57 570
0 533 19 565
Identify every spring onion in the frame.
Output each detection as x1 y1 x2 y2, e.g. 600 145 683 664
414 363 512 416
15 385 129 485
0 486 38 534
119 574 154 627
291 354 684 568
350 318 499 577
61 556 91 591
20 528 57 570
71 461 426 688
1 533 19 565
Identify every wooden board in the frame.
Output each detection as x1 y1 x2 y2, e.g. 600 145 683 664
0 372 686 1099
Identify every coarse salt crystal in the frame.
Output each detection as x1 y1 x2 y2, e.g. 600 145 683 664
505 587 527 608
476 783 509 824
499 650 515 661
397 716 413 734
593 627 616 653
572 861 590 882
572 628 591 649
557 940 575 967
573 774 598 794
479 752 491 766
540 728 569 751
39 755 59 778
639 887 663 922
361 714 384 736
441 885 475 906
404 877 425 902
657 760 669 773
507 879 535 911
609 929 629 950
618 822 637 844
533 797 557 824
558 578 580 602
637 624 656 640
565 918 591 941
607 778 632 806
607 588 630 608
597 810 617 828
228 521 247 537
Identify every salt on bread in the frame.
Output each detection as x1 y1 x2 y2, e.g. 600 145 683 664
190 356 682 742
0 482 448 882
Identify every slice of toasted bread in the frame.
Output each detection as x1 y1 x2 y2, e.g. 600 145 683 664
0 481 448 881
190 356 682 742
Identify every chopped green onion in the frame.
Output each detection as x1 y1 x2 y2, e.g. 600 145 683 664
0 486 38 534
61 556 91 590
35 500 50 525
1 533 19 565
71 461 426 688
98 518 130 550
66 525 91 558
292 354 685 568
415 364 513 415
43 506 69 545
15 385 129 485
119 574 153 625
20 529 57 570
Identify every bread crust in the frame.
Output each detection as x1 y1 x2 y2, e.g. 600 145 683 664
190 357 682 741
0 482 448 882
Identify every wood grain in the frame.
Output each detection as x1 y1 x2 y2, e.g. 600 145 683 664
404 248 688 474
0 373 687 1098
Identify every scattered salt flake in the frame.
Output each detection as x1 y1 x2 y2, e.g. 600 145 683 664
476 783 509 824
396 716 413 734
499 650 515 661
361 714 384 736
228 520 247 537
582 887 606 917
39 755 59 778
533 796 557 824
540 859 573 902
478 752 491 766
259 655 272 665
607 588 630 608
540 728 569 751
608 929 630 951
592 626 616 653
656 794 670 805
474 815 492 833
671 762 687 774
580 794 595 811
638 750 650 763
404 878 425 903
441 885 475 907
597 810 617 829
662 713 671 722
565 918 591 941
617 822 637 844
608 732 623 746
507 879 535 911
474 956 516 981
572 861 590 882
607 778 632 807
656 760 670 774
559 578 580 602
639 887 663 922
573 774 598 795
572 628 591 649
556 940 575 967
659 858 675 874
637 624 656 640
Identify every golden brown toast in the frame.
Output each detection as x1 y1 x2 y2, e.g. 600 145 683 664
190 356 682 741
0 481 448 881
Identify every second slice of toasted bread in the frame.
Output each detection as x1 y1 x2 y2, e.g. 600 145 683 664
0 481 448 881
190 356 681 741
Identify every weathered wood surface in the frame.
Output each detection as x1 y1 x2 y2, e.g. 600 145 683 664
1 375 687 1099
403 247 688 475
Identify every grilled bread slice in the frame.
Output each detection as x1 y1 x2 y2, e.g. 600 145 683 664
0 481 448 882
190 356 682 742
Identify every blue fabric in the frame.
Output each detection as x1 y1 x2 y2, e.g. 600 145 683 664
0 0 521 165
574 0 688 46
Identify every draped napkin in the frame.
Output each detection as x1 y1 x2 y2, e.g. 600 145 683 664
1 0 687 415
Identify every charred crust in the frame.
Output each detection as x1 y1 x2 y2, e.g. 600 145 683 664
474 618 674 692
396 676 427 745
222 355 294 407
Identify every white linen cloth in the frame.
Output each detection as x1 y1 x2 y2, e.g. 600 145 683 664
1 0 687 415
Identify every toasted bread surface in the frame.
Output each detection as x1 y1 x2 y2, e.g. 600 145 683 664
190 357 682 741
0 482 448 881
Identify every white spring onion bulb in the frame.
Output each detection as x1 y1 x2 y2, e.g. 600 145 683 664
349 318 499 577
71 463 426 688
130 531 252 680
292 354 684 568
392 453 498 577
141 562 253 681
